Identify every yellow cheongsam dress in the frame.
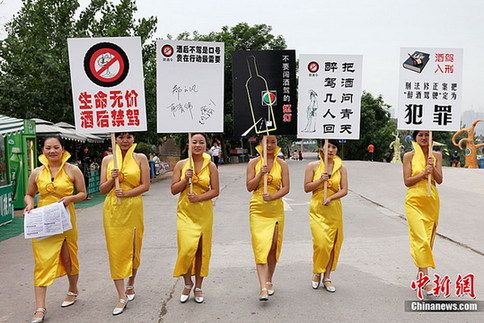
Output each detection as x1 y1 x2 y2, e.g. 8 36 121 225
103 144 144 280
249 145 285 264
173 153 213 277
32 151 79 286
309 155 344 274
405 141 440 268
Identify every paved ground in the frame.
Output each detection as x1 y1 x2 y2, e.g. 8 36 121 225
0 155 483 322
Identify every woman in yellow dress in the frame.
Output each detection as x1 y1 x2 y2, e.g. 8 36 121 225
24 136 87 323
304 140 348 293
100 132 150 315
246 135 289 301
171 133 219 303
403 131 442 295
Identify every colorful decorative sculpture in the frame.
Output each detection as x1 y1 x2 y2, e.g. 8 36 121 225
389 131 403 163
452 119 484 168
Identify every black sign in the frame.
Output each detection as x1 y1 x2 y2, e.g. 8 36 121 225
83 42 130 87
232 50 297 136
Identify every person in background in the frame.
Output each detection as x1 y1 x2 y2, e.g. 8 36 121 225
171 133 219 304
298 150 303 161
402 130 443 297
100 132 150 315
209 141 221 168
451 150 459 167
367 143 375 161
103 146 113 157
80 146 92 200
24 136 86 323
152 153 161 175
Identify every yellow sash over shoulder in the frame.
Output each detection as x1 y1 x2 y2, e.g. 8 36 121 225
249 145 284 264
103 143 144 280
405 141 440 268
32 151 79 286
309 155 344 273
173 152 213 277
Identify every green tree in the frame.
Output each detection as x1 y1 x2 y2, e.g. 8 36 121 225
343 92 396 161
0 0 157 142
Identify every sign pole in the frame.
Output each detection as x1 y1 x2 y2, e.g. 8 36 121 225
263 135 268 194
323 139 329 204
188 133 193 193
110 133 121 204
427 131 433 196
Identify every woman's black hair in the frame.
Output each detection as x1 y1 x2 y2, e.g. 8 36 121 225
257 134 277 143
327 139 340 151
42 136 64 148
412 130 419 141
191 133 208 143
115 132 135 138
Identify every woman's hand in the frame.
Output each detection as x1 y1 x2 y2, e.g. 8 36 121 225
323 197 332 206
262 193 274 201
115 188 126 198
111 168 120 179
185 168 193 179
58 196 74 206
259 165 269 176
23 203 34 214
187 192 199 203
320 172 329 183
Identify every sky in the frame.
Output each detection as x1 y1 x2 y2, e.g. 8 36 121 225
1 0 484 126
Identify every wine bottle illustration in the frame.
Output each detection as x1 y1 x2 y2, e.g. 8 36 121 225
244 55 277 134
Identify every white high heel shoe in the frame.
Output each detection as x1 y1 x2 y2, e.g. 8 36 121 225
61 291 78 307
112 298 128 316
126 285 136 301
259 288 269 301
194 288 204 303
31 308 46 323
180 285 193 303
322 278 336 293
266 282 274 296
312 274 321 289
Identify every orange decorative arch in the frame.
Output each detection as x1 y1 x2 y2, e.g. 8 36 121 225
452 120 484 168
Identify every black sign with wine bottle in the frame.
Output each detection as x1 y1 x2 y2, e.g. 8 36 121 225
232 50 297 137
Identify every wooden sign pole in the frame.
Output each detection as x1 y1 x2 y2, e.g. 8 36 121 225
263 135 268 194
323 139 329 203
427 131 433 196
188 133 193 193
110 133 121 204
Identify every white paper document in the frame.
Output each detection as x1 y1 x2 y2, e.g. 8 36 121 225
24 202 72 239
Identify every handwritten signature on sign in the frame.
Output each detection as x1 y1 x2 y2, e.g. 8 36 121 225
167 102 194 119
172 84 198 100
199 99 216 125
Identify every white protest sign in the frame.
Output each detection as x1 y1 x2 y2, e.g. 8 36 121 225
156 40 224 133
68 37 147 134
297 54 363 139
398 47 463 131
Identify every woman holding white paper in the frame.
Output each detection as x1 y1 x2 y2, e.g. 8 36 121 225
304 140 348 293
403 130 442 295
246 135 289 301
171 133 219 304
100 132 150 315
24 136 86 323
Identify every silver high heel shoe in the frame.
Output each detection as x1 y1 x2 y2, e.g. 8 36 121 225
266 282 274 296
312 274 321 289
194 288 204 303
31 308 46 323
259 288 269 301
112 298 128 316
61 291 78 307
322 278 336 293
180 285 193 303
126 285 136 301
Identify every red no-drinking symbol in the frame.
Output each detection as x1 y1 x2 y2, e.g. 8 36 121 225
83 42 130 87
308 61 319 73
161 44 173 57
